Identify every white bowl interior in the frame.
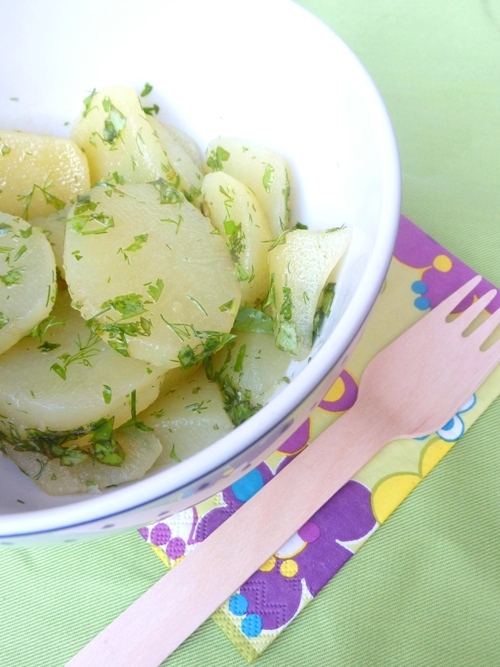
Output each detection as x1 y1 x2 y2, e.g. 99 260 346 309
0 0 400 529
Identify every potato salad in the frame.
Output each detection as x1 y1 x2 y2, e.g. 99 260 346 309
0 84 349 494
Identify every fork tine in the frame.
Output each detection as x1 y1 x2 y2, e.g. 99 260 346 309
469 303 500 347
434 274 482 316
453 288 498 331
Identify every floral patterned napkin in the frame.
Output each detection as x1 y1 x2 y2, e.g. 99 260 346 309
139 216 500 662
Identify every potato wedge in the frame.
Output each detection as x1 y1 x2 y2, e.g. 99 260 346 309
63 182 241 368
205 138 291 237
0 129 90 220
268 228 350 357
0 212 57 355
202 172 273 306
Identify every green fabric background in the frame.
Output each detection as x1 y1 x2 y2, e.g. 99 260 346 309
2 1 500 665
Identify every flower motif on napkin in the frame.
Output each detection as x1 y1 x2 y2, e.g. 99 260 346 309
224 480 376 637
319 370 358 413
371 395 477 524
394 216 500 313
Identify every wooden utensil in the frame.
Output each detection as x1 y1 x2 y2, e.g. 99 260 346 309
68 275 500 667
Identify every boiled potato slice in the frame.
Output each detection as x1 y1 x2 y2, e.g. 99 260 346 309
148 116 203 206
0 129 90 220
0 213 57 355
71 85 168 186
163 124 203 170
3 425 162 495
63 182 241 368
268 228 350 357
72 86 203 203
205 138 291 237
31 206 69 277
140 364 234 468
0 290 163 460
202 172 273 306
210 330 292 416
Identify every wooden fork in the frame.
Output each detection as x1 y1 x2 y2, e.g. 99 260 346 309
68 275 500 667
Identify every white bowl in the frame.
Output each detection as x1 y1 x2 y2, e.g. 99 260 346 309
0 0 400 546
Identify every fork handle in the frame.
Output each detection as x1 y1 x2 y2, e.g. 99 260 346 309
67 403 394 667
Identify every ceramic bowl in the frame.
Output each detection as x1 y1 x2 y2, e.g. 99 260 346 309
0 0 400 546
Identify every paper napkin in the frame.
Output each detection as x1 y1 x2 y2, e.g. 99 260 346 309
139 216 500 661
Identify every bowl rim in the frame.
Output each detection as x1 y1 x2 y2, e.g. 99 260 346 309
0 0 401 539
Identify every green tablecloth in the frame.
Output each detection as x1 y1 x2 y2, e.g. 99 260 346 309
2 1 500 665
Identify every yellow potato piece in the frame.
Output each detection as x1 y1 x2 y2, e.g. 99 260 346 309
0 212 57 355
140 364 234 468
3 425 162 495
211 331 292 408
202 172 273 307
71 85 166 185
0 129 90 220
0 289 163 438
63 182 241 368
269 228 350 357
205 137 291 237
163 124 203 170
31 206 70 278
149 116 204 206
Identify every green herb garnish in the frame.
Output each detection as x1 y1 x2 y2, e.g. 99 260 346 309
312 282 336 339
206 145 230 171
50 330 101 380
140 83 153 97
232 306 273 334
101 97 127 145
275 286 297 353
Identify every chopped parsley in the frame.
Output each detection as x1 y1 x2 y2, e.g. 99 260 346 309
170 443 181 463
102 385 112 404
313 282 336 339
262 163 275 193
0 312 8 330
0 268 23 286
140 82 153 97
120 389 153 432
275 286 298 353
92 294 151 356
69 210 115 235
117 233 148 263
82 89 98 118
219 299 237 313
7 418 124 467
232 306 273 334
206 145 230 171
205 356 261 426
152 178 184 205
146 278 164 303
101 97 127 145
101 293 147 319
233 344 246 374
142 104 160 116
177 330 236 370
